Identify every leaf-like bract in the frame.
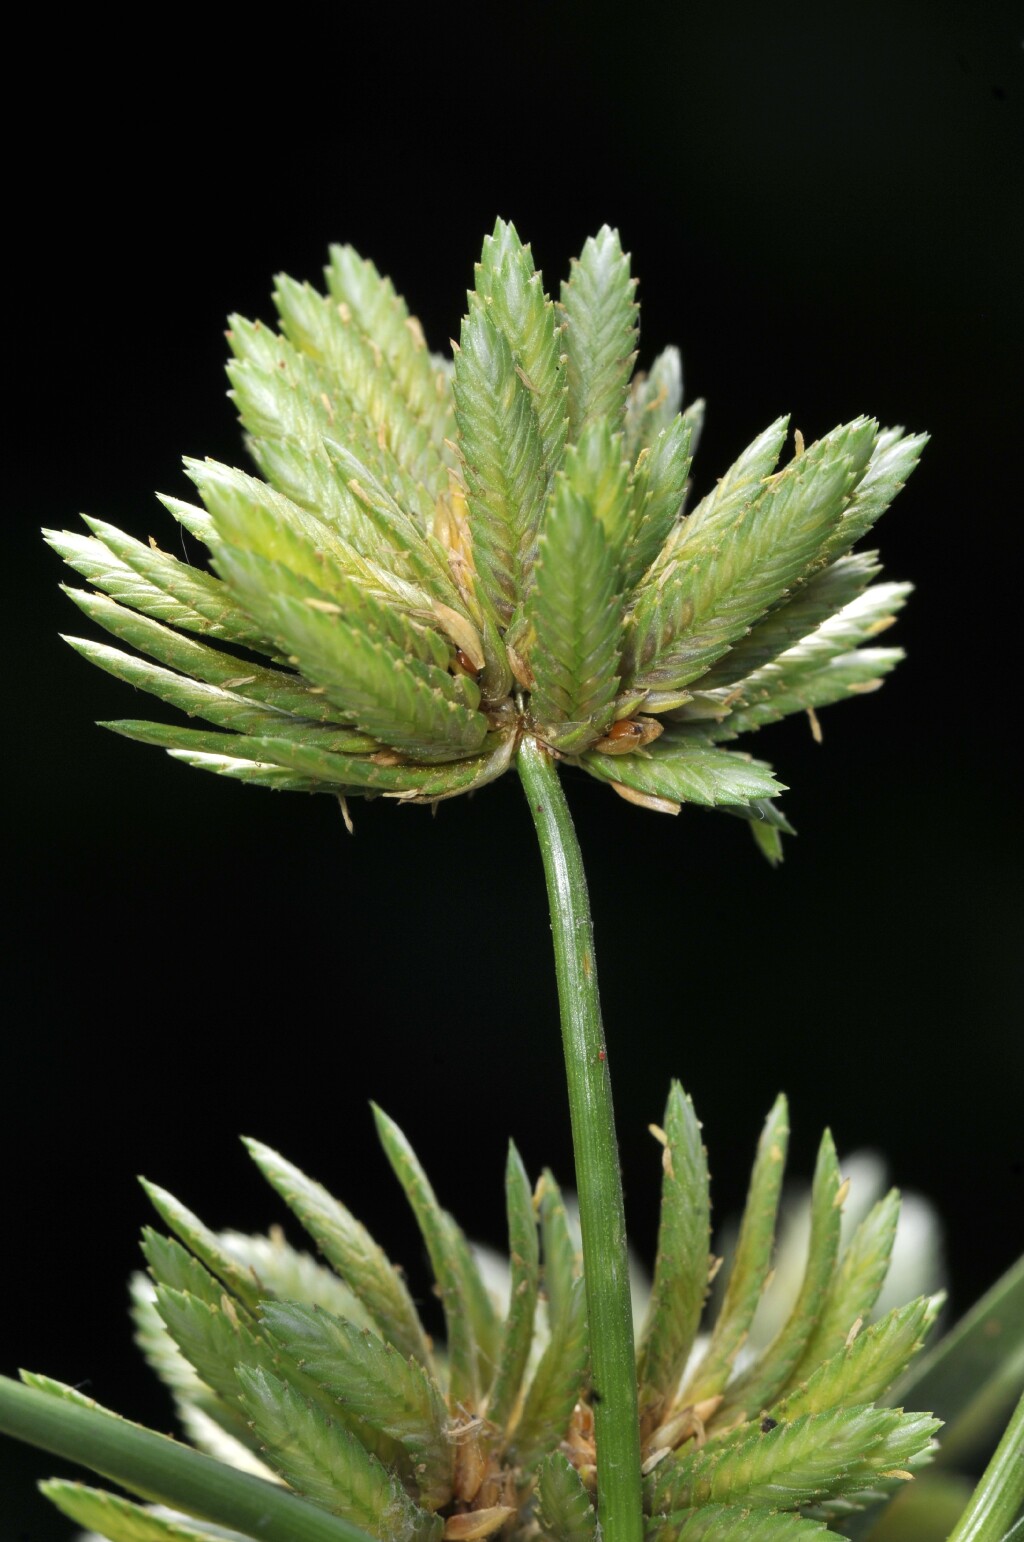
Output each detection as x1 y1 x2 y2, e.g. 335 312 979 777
892 1253 1024 1434
40 1481 233 1542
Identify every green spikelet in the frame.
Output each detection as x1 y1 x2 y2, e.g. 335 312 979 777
372 1106 483 1410
40 1481 229 1542
486 1144 541 1430
236 1366 440 1541
537 1451 599 1542
637 1086 711 1432
16 1093 945 1542
527 473 623 749
716 1132 843 1420
681 1096 790 1405
560 226 638 440
453 298 547 622
243 1139 432 1364
475 218 567 476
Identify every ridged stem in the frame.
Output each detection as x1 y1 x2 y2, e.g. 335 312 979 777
517 734 642 1542
0 1375 374 1542
948 1386 1024 1542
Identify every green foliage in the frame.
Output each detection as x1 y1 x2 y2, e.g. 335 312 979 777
47 223 918 845
16 1093 947 1542
18 220 965 1542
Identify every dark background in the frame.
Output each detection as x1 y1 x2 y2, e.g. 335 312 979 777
5 3 1022 1534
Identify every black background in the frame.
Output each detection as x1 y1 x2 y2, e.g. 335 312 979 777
5 3 1022 1534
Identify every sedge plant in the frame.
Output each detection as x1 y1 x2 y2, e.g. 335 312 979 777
3 221 1022 1542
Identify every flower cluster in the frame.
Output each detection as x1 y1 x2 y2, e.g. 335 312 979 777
49 222 922 860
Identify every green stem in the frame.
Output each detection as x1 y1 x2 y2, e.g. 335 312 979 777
0 1375 374 1542
517 735 642 1542
948 1386 1024 1542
